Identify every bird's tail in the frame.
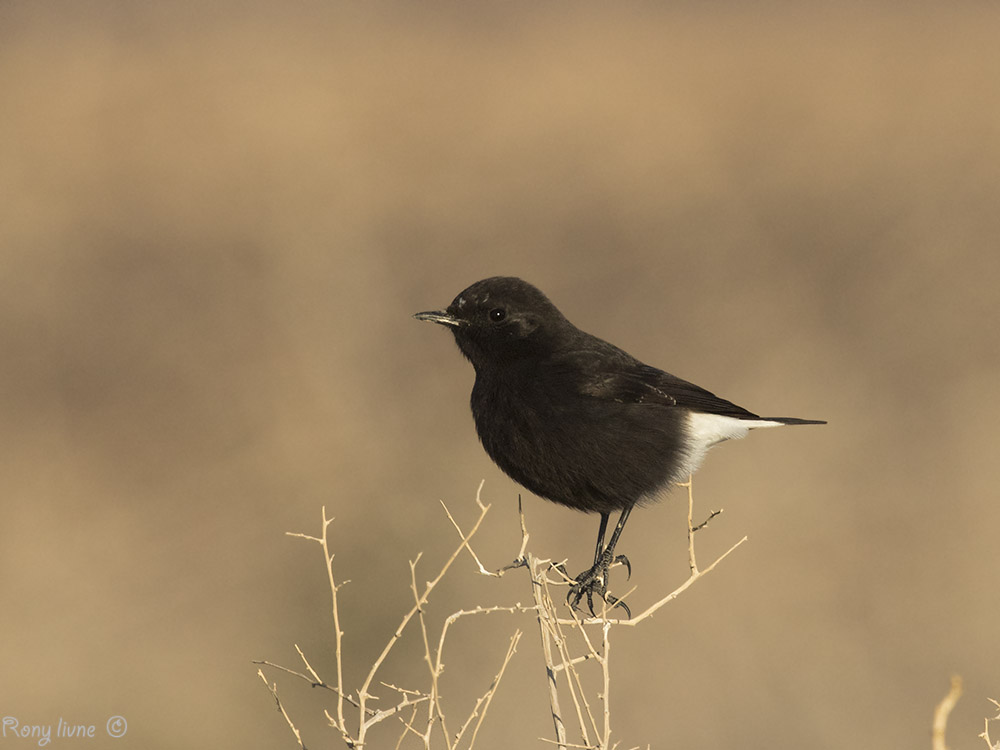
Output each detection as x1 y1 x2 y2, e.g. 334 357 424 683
762 417 827 426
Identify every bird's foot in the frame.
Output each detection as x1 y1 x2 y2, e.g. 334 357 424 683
567 551 632 618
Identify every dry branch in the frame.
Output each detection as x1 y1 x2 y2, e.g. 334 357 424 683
933 675 963 750
257 478 746 749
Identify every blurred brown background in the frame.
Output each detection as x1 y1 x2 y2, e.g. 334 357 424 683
2 2 998 748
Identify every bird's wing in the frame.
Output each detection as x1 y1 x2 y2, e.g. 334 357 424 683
561 348 761 419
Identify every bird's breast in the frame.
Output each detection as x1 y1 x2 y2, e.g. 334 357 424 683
468 369 687 513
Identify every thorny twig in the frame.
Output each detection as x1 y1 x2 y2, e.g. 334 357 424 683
980 698 1000 749
258 669 307 749
258 478 744 749
482 477 744 749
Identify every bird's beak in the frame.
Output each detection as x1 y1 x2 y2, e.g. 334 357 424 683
413 310 464 327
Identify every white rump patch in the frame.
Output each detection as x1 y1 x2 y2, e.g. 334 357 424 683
679 413 785 477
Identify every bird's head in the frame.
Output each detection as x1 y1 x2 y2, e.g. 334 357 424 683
414 276 569 368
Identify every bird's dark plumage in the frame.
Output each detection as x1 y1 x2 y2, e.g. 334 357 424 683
414 276 824 615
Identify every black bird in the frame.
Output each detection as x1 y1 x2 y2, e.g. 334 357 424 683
414 276 824 616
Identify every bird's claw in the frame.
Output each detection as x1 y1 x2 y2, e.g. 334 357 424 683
614 553 632 580
566 552 632 619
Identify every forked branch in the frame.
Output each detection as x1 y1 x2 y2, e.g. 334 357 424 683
258 478 745 750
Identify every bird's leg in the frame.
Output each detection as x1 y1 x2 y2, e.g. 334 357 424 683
568 506 634 618
592 511 610 567
553 511 608 583
603 506 633 578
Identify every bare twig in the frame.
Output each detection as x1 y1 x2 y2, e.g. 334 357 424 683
356 498 492 746
259 478 746 750
286 507 349 740
454 630 523 748
601 621 612 750
619 535 747 625
395 705 421 750
933 675 963 750
692 509 722 533
530 555 570 749
550 653 598 673
251 658 363 708
261 496 493 749
443 480 501 577
514 476 746 748
549 533 746 628
258 669 307 749
364 693 434 729
563 605 603 743
507 495 531 570
980 698 1000 749
381 681 427 698
411 553 448 747
679 476 721 572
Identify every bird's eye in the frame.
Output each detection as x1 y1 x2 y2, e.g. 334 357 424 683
489 308 506 323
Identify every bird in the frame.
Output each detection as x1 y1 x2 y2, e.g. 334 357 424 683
414 276 824 616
